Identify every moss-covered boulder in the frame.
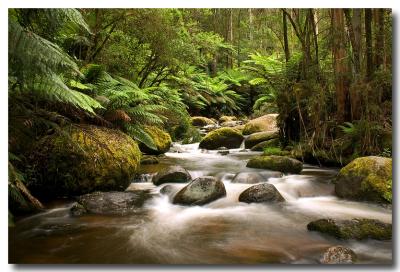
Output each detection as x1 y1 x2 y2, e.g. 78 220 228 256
247 155 303 174
238 183 285 203
199 127 244 150
244 131 279 149
250 138 280 151
334 156 392 203
307 218 392 240
138 126 172 155
320 246 357 264
173 176 226 206
242 114 278 135
219 115 237 123
191 116 216 127
29 125 141 198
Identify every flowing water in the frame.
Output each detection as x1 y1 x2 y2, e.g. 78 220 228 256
9 143 392 264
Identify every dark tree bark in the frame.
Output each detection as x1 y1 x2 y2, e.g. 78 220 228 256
282 10 290 62
365 9 373 81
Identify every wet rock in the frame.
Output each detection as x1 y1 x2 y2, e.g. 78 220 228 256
218 115 237 123
160 184 176 196
231 172 264 184
140 156 159 165
173 176 226 206
247 155 303 174
320 246 357 264
70 191 153 216
250 138 281 151
199 127 244 150
238 183 285 203
216 147 228 150
334 156 392 203
191 116 216 127
138 126 172 155
217 150 229 155
220 121 243 127
152 166 192 186
29 125 141 198
307 218 392 240
244 131 279 149
243 114 278 135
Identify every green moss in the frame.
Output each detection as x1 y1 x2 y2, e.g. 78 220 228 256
335 156 392 203
219 115 237 123
191 116 215 127
247 155 303 173
307 218 392 240
244 131 279 148
199 127 244 150
263 147 290 156
29 125 141 198
139 126 172 155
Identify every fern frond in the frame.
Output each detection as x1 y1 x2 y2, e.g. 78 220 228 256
125 124 157 150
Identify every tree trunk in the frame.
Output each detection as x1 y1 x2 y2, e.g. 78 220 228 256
282 10 290 62
365 9 373 81
374 9 385 70
332 8 350 123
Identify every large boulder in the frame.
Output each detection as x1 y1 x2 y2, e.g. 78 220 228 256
247 155 303 174
199 127 244 150
244 131 279 149
152 166 191 186
173 176 226 205
250 138 280 151
218 115 237 123
29 125 141 198
238 183 285 203
320 246 357 264
70 191 153 216
334 156 392 203
220 121 242 127
307 218 392 240
242 114 278 135
191 116 216 127
138 126 172 155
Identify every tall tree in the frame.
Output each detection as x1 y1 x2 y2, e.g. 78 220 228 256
282 9 290 62
332 8 350 122
365 8 373 81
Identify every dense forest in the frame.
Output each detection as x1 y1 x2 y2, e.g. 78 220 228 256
9 8 392 264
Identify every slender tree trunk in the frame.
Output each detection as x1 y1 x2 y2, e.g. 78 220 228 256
374 9 385 70
237 9 241 67
282 10 290 62
332 8 350 122
365 9 373 81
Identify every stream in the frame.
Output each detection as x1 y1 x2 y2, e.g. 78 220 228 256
9 142 392 264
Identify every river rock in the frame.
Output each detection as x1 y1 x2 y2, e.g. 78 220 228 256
247 155 303 174
173 176 226 205
219 115 237 123
251 138 281 151
220 121 243 127
238 183 285 203
320 246 357 264
231 172 264 184
199 127 244 150
191 116 216 127
140 155 159 165
244 131 279 149
138 126 172 155
70 191 153 216
243 114 278 135
307 218 392 240
28 125 141 198
334 156 392 203
152 166 191 186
